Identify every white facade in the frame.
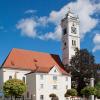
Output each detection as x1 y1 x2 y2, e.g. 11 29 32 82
61 11 80 65
26 66 71 100
0 68 30 89
0 66 71 100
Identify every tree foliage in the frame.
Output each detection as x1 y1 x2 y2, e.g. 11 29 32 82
65 89 77 97
70 48 96 95
81 86 97 97
3 79 26 97
95 64 100 82
70 48 95 78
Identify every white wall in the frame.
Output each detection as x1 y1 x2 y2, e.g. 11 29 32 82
3 68 30 83
26 66 71 100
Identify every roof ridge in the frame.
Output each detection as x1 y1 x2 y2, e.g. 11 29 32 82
12 48 59 56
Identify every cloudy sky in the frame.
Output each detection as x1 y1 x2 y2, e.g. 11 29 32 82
0 0 100 64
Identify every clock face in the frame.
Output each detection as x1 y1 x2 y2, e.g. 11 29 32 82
71 26 76 34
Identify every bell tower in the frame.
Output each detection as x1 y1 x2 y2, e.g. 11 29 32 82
61 9 80 66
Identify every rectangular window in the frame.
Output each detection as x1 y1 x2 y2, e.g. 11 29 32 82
72 40 76 46
40 74 43 80
53 85 57 89
27 92 29 98
9 76 12 80
23 77 25 83
66 77 68 81
40 84 44 89
40 95 44 100
53 76 57 81
66 85 68 89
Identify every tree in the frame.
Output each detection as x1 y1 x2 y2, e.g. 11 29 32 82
95 64 100 83
70 48 96 95
81 86 97 98
3 79 26 99
65 89 77 97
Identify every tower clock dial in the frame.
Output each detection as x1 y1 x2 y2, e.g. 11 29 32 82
71 26 76 34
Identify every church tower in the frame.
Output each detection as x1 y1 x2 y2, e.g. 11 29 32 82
61 9 80 66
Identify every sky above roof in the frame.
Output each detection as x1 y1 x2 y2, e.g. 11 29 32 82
0 0 100 64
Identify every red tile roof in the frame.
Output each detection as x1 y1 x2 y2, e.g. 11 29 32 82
2 48 68 74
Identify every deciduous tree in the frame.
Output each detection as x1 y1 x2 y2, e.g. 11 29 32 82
3 79 26 99
70 48 96 95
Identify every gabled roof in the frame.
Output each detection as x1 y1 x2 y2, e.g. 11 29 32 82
2 48 68 75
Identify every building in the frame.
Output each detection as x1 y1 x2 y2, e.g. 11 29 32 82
26 63 71 100
61 9 80 66
0 48 71 100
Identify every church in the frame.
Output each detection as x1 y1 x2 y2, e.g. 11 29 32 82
0 10 80 100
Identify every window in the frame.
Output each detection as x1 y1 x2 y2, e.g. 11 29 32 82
64 42 66 46
40 84 44 89
53 85 57 89
27 92 29 98
63 28 67 35
54 69 57 72
53 76 57 81
66 77 68 81
72 40 76 46
23 77 25 83
9 76 12 80
66 85 68 89
40 95 44 100
40 74 43 80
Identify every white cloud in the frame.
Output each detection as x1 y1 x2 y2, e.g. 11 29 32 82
44 0 100 40
93 33 100 52
17 0 100 41
39 25 62 40
38 16 48 26
25 10 37 14
16 18 37 38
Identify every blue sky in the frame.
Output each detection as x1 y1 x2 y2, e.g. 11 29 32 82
0 0 100 64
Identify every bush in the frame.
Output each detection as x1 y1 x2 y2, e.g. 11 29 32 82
81 86 97 97
95 82 100 98
65 89 77 97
